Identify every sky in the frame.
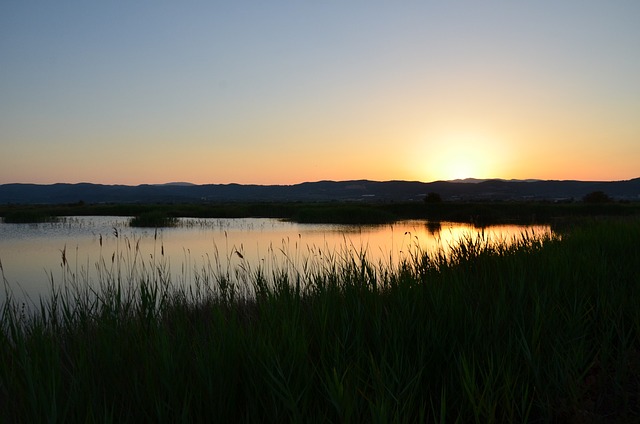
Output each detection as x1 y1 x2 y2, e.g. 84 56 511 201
1 1 639 185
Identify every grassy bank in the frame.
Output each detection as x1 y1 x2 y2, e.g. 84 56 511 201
1 218 639 422
2 201 640 225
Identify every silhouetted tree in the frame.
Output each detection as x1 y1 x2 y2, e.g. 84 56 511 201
424 192 442 203
583 191 612 203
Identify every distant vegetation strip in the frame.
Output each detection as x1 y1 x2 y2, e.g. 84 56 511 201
2 201 640 225
1 217 638 421
1 209 59 224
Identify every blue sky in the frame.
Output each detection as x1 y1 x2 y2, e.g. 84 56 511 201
2 1 639 184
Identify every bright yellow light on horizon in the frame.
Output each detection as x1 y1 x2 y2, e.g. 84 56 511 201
414 131 511 181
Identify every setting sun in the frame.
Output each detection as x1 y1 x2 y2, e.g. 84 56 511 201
415 132 510 181
448 159 478 181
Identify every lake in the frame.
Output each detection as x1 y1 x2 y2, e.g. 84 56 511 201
0 216 551 304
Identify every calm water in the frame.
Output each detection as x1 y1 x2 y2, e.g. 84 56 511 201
0 217 551 304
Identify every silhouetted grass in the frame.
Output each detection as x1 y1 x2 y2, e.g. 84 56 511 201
1 218 639 422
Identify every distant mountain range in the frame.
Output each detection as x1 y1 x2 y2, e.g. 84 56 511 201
1 178 639 204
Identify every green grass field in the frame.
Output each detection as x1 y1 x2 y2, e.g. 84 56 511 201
1 217 639 422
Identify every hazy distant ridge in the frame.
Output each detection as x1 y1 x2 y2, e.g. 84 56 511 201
1 179 639 204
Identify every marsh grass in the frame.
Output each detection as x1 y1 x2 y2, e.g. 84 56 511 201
2 209 57 224
129 211 178 228
291 205 397 224
1 218 639 422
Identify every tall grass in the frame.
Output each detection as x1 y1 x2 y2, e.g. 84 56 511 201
1 218 639 422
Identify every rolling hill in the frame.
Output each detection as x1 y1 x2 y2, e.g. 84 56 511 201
0 178 639 204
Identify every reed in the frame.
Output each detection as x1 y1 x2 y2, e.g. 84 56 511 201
1 218 639 422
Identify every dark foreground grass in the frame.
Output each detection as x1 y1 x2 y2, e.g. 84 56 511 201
1 219 639 422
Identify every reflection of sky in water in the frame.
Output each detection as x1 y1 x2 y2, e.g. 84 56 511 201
0 217 551 304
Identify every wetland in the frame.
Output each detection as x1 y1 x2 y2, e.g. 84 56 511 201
1 202 639 422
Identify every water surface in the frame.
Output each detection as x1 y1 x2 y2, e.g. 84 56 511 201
0 217 550 304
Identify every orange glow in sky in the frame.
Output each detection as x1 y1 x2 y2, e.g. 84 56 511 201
1 2 639 185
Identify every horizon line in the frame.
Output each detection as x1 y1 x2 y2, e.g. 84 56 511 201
2 176 640 187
